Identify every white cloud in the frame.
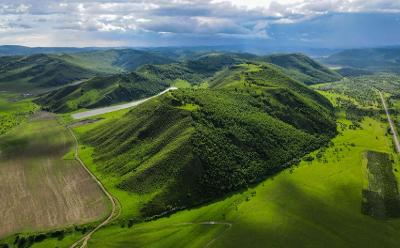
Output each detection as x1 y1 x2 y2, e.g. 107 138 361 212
0 0 399 46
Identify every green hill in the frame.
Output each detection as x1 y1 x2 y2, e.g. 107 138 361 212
59 49 176 74
323 47 400 73
36 72 168 113
261 53 342 84
80 63 336 218
0 54 94 90
0 49 176 92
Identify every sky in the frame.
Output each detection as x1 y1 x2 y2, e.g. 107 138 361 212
0 0 400 48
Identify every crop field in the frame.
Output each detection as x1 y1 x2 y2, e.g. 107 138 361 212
362 151 400 218
0 111 108 239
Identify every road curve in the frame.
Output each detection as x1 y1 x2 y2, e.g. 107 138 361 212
72 87 177 119
379 90 400 153
67 127 119 248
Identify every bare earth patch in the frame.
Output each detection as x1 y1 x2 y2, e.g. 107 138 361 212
0 112 108 238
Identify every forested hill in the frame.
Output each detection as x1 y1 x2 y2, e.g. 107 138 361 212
0 54 94 88
36 72 168 113
36 52 339 113
261 53 342 84
0 49 175 91
81 62 337 218
322 47 400 73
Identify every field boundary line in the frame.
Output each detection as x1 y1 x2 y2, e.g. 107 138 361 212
67 126 119 248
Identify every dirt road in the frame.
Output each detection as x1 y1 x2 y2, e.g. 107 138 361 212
68 127 119 248
379 90 400 153
0 112 107 239
71 87 177 119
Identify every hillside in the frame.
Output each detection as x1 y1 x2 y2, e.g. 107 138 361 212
0 54 94 89
323 47 400 73
79 63 336 218
59 49 176 73
261 53 342 84
36 72 168 113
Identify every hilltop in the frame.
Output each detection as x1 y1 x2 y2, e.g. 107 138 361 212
80 62 336 218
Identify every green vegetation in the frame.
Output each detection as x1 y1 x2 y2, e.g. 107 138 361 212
323 47 400 73
362 151 400 219
71 62 336 221
35 52 340 113
77 88 400 248
0 94 38 135
59 49 175 74
35 72 168 113
0 49 175 92
0 54 94 91
261 53 342 84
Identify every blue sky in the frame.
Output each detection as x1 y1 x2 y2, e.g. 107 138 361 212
0 0 400 48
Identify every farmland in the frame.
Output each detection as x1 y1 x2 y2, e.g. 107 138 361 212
0 111 108 240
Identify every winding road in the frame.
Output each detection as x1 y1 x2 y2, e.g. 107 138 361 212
72 87 177 119
379 90 400 153
67 127 119 248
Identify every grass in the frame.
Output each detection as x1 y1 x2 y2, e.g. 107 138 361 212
67 86 400 248
0 93 38 135
83 114 400 248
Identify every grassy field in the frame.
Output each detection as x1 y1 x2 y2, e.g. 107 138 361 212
0 93 38 135
0 111 109 242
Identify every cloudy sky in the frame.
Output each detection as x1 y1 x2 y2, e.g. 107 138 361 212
1 0 400 48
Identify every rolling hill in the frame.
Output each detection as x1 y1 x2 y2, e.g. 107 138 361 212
0 54 95 89
322 47 400 73
78 62 336 218
261 53 342 84
0 49 176 92
36 72 168 113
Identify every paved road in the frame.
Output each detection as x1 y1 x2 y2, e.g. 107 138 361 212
67 127 119 248
379 91 400 153
72 87 177 119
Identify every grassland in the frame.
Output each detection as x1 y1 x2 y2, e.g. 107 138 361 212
0 94 38 135
28 80 400 248
79 88 400 248
0 111 108 243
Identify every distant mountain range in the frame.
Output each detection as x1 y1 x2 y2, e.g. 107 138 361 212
322 46 400 74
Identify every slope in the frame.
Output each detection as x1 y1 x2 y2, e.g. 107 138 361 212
261 53 342 84
58 49 176 74
323 47 400 73
36 72 168 113
0 54 94 91
76 63 336 220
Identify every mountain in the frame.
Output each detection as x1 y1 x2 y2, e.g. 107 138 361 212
59 49 176 73
0 54 94 90
36 72 168 113
261 53 342 84
80 62 336 218
0 45 100 56
322 47 400 73
35 52 340 113
0 49 177 92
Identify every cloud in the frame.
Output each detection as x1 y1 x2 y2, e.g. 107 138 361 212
0 0 399 47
